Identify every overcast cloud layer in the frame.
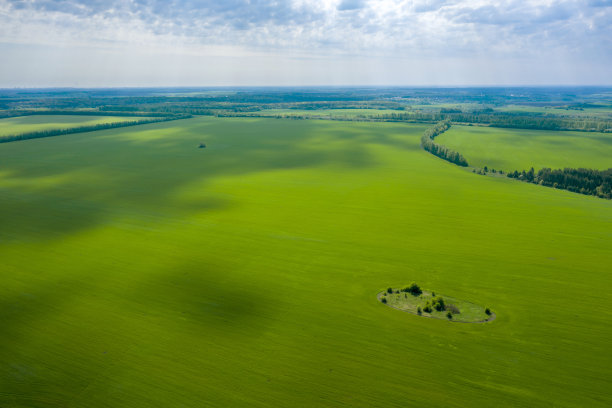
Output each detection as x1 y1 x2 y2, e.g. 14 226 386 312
0 0 610 86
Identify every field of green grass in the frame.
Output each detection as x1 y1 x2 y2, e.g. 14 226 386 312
437 124 612 171
0 115 149 137
0 117 611 407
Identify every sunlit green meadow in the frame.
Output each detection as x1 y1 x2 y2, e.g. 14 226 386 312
0 115 149 137
0 117 611 407
437 124 612 171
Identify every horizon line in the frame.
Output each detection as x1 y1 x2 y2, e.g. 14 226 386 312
2 85 612 91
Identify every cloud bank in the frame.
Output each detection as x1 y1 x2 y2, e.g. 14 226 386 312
0 0 610 86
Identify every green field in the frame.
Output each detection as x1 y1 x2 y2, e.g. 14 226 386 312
437 125 612 171
1 117 611 407
0 115 149 137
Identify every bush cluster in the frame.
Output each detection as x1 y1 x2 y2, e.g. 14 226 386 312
476 166 503 175
446 304 460 314
423 296 446 313
401 283 423 296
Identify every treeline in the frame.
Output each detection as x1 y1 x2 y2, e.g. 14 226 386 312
507 167 612 199
420 121 469 167
218 110 612 133
0 115 191 144
12 110 178 118
376 112 612 132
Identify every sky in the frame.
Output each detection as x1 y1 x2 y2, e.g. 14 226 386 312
0 0 610 87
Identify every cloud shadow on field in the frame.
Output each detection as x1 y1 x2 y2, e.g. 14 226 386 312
320 125 426 152
0 117 420 241
127 263 276 337
0 271 115 406
0 257 279 406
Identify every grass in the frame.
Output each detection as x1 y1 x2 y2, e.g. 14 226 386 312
436 124 612 171
0 115 150 137
380 290 491 323
0 117 611 407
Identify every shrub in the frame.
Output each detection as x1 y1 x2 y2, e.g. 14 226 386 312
381 297 387 304
446 311 453 319
432 296 446 312
403 283 422 296
485 307 491 315
417 306 422 315
423 303 432 313
447 304 460 314
387 287 393 294
431 292 435 297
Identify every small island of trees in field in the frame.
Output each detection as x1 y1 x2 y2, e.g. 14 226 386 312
379 283 494 323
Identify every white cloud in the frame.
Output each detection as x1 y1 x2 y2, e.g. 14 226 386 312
0 0 610 86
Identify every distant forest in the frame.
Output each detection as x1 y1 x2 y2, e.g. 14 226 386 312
2 87 611 133
376 112 612 132
1 87 611 199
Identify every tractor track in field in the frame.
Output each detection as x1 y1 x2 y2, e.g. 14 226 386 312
376 291 496 324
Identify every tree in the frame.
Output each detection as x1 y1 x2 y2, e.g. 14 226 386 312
402 282 422 296
421 121 469 167
432 296 446 311
506 167 612 199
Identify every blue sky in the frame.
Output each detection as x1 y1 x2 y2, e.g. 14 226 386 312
0 0 610 87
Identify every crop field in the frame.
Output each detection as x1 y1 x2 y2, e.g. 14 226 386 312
437 124 612 171
0 115 150 137
1 116 611 407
